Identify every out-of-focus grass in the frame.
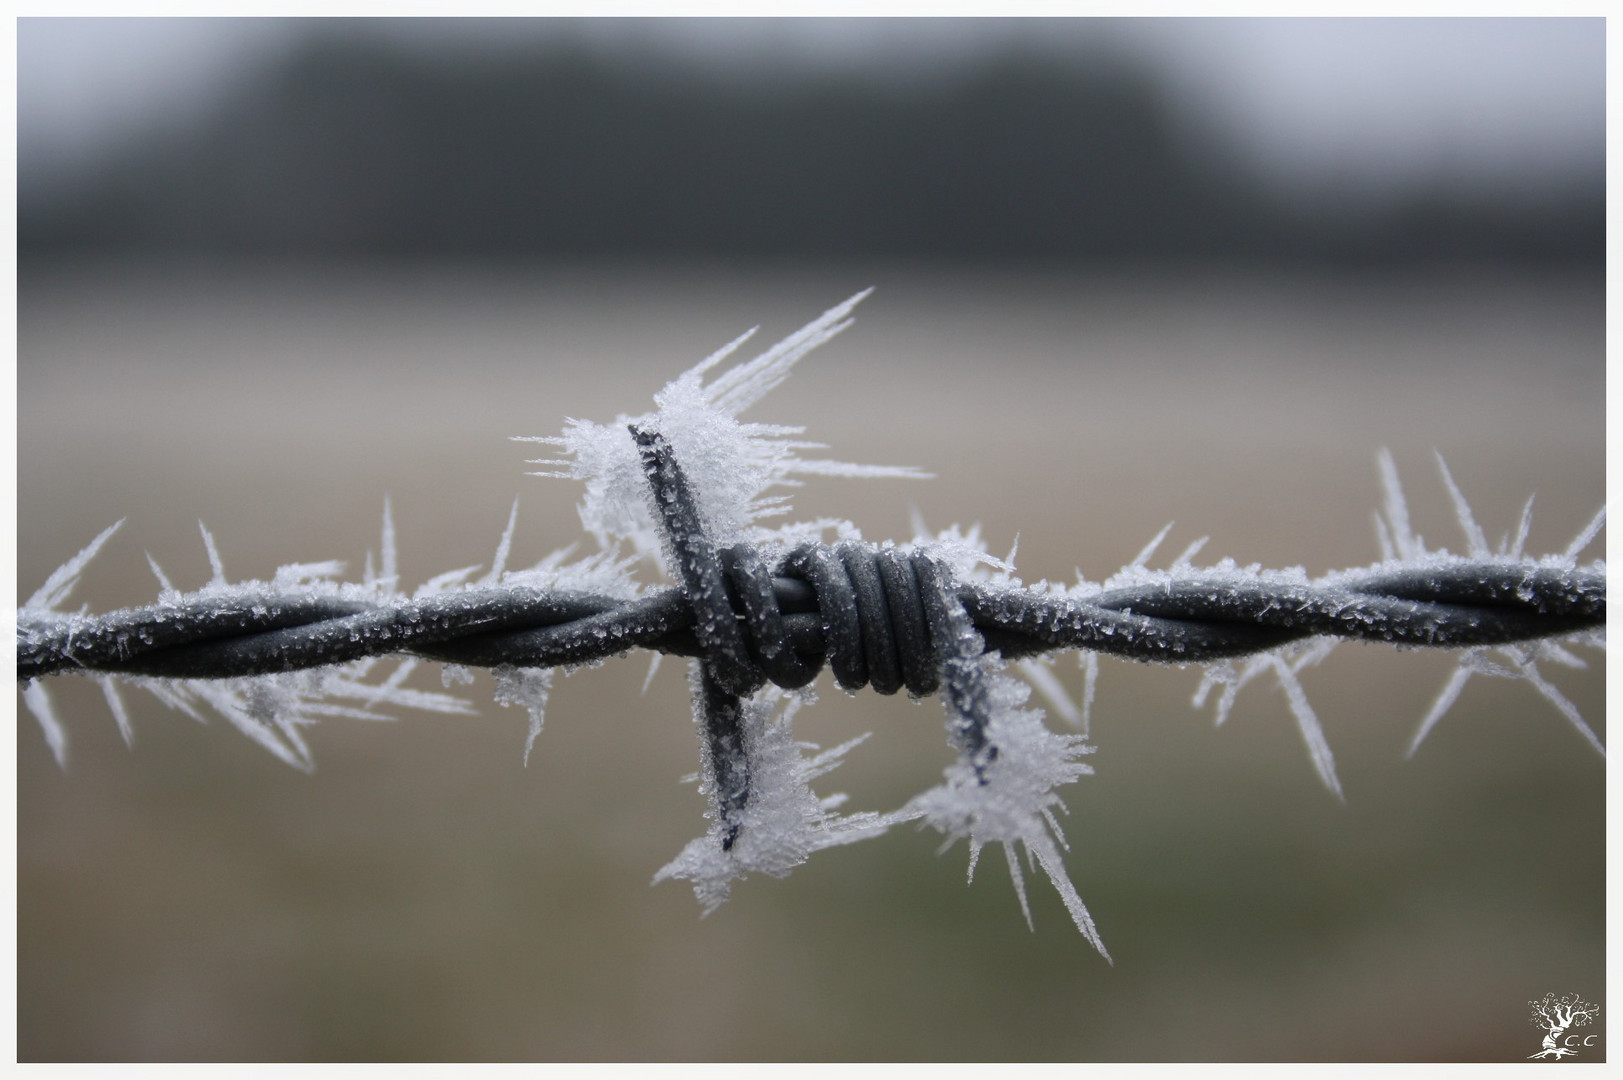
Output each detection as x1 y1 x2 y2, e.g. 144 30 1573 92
17 265 1603 1061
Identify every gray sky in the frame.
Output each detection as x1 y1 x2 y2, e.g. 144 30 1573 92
18 17 1605 202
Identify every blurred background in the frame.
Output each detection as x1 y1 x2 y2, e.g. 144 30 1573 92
17 17 1605 1062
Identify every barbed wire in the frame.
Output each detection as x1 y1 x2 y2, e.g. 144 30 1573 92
16 444 1606 692
17 423 1605 872
14 292 1607 949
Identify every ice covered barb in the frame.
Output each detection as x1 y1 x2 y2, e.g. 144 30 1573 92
653 688 892 913
516 290 926 563
901 554 1110 959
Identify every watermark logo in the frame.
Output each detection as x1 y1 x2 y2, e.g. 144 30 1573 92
1528 992 1600 1060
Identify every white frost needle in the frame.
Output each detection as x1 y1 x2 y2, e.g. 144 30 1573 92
145 551 176 595
1018 657 1081 728
1536 642 1586 669
494 667 554 766
198 521 227 587
1129 522 1174 570
99 676 135 749
702 289 871 417
26 519 123 612
1434 452 1488 558
1411 640 1604 760
1408 663 1473 758
1508 653 1604 758
1078 652 1099 740
1171 536 1209 571
1372 510 1395 563
1563 505 1605 561
1269 654 1342 801
483 498 521 585
1376 447 1418 559
1504 494 1536 559
416 565 481 595
23 683 69 769
380 496 398 589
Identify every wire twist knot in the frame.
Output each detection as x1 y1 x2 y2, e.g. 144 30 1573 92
630 424 1001 846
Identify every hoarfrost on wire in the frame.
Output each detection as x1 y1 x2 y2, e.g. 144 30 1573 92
652 685 891 914
15 292 1605 958
1362 448 1605 759
898 586 1110 959
516 288 926 562
519 291 1113 948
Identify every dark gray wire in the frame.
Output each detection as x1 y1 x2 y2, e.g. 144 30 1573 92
17 475 1606 697
631 423 755 849
15 431 1606 855
17 562 1604 687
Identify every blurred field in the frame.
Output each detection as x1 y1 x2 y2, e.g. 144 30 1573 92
16 264 1605 1061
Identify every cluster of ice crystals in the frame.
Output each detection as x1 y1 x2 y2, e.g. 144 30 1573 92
1365 449 1606 759
890 525 1109 956
653 686 892 914
19 520 128 764
1079 527 1348 798
120 658 475 773
518 290 925 565
903 636 1108 958
520 293 939 914
1049 450 1606 796
493 666 555 766
17 495 641 768
540 298 1104 945
21 614 474 773
1190 638 1343 798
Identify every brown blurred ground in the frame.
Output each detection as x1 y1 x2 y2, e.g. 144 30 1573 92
17 265 1604 1061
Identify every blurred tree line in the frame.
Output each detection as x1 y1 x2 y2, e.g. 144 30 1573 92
20 37 1603 268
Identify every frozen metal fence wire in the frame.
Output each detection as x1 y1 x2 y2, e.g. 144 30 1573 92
15 531 1606 685
15 292 1606 958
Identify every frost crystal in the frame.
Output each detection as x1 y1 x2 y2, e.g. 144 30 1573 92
19 504 518 769
1190 635 1343 798
517 290 925 562
654 687 891 913
896 545 1110 958
493 666 555 766
907 669 1107 956
1370 452 1606 759
523 292 927 912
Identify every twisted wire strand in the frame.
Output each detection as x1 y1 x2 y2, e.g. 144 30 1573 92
628 423 1005 846
17 550 1605 689
16 294 1606 952
15 424 1607 860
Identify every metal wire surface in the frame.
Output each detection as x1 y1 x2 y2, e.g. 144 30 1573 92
20 416 1604 861
16 458 1606 690
15 286 1609 989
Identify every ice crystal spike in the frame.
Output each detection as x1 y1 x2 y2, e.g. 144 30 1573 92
25 518 123 612
523 289 923 564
